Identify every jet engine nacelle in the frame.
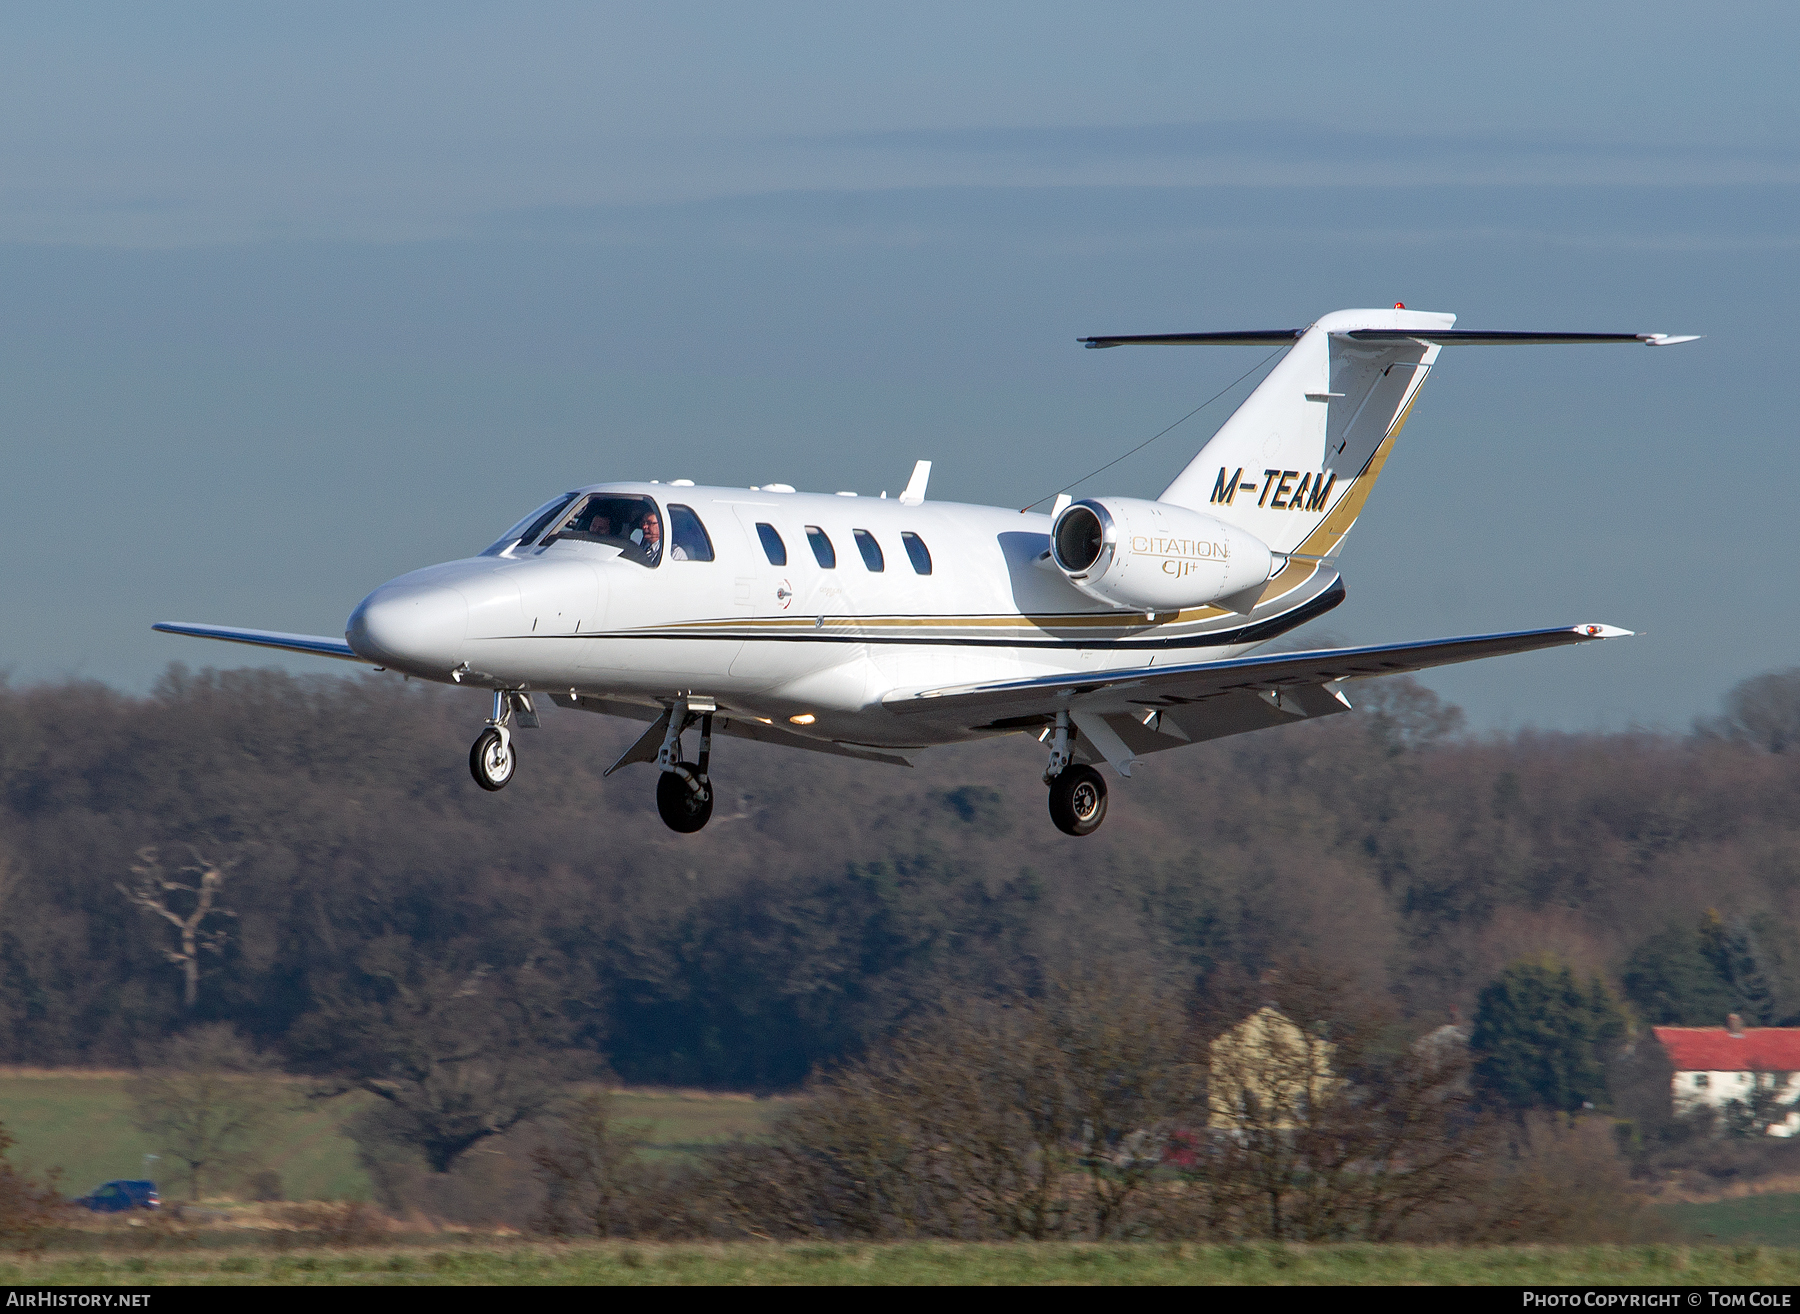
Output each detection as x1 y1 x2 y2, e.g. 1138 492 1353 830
1050 497 1275 612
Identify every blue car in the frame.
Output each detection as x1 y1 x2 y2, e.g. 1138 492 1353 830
73 1180 160 1212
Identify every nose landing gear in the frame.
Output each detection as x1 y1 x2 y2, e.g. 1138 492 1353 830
1043 709 1108 836
470 726 516 790
654 698 715 833
469 690 537 791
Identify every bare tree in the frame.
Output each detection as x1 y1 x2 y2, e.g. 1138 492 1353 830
700 998 1075 1240
128 1024 280 1202
1048 976 1201 1238
117 847 236 1009
531 1093 653 1237
1704 667 1800 753
1445 1112 1666 1244
299 952 573 1175
0 1121 63 1252
1191 972 1485 1241
704 981 1200 1241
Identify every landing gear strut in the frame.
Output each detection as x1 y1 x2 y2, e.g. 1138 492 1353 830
1044 709 1108 836
470 690 535 791
654 698 715 833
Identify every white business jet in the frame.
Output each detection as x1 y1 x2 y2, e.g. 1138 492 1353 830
156 307 1694 836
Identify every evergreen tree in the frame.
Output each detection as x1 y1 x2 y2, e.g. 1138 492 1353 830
1708 913 1778 1026
1622 915 1738 1026
1471 957 1626 1112
1622 910 1791 1028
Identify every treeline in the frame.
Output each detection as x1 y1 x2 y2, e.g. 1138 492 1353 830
51 977 1658 1242
1 660 1798 1086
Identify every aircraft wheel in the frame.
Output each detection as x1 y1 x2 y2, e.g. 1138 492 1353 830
469 727 516 791
1048 764 1107 836
656 763 714 833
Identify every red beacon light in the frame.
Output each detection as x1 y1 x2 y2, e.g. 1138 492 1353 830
1394 302 1406 309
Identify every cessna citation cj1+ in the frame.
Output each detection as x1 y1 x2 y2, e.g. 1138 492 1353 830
156 307 1695 837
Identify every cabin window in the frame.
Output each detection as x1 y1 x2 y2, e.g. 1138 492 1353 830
806 526 836 569
544 493 665 567
1694 1073 1710 1088
481 492 577 556
901 531 933 575
853 529 884 572
666 504 715 562
756 523 787 566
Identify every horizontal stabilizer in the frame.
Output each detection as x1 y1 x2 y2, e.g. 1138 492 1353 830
152 622 366 663
1082 330 1304 348
1082 328 1697 349
1342 330 1700 347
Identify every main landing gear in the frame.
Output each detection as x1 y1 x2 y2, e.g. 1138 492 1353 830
470 690 537 791
654 697 715 834
1043 710 1108 837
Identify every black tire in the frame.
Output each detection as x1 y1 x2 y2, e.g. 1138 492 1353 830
1048 764 1108 836
656 763 714 833
469 727 516 791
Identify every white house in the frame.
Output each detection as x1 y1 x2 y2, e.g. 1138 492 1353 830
1656 1015 1800 1136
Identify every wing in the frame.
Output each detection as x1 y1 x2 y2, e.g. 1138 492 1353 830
883 624 1631 774
152 622 368 664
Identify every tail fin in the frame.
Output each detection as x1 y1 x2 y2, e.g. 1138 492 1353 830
1156 307 1448 558
1090 307 1698 559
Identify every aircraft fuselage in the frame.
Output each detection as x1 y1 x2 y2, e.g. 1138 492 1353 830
346 481 1341 752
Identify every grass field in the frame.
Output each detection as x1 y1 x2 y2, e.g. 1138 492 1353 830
5 1242 1800 1286
0 1071 783 1202
1665 1193 1800 1245
13 1067 1800 1270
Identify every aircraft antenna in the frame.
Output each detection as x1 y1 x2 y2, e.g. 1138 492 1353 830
1019 346 1285 513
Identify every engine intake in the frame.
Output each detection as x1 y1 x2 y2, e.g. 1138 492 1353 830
1049 497 1275 613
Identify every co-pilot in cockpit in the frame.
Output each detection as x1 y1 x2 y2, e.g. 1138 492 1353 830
483 492 667 566
550 493 665 565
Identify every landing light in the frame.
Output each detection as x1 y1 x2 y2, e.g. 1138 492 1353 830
789 713 816 726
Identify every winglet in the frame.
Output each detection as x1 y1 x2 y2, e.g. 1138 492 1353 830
899 460 932 506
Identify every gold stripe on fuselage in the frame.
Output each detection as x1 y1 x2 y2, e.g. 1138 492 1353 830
592 561 1330 644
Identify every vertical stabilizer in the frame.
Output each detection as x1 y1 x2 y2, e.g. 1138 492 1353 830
1158 308 1449 557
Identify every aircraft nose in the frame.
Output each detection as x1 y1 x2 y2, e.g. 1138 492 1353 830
346 585 468 672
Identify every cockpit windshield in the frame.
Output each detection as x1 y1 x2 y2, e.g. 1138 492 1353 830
480 493 577 557
542 493 665 567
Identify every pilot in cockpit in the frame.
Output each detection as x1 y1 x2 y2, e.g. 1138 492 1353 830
632 509 664 564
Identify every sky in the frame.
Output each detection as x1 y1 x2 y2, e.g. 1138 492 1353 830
1 2 1794 731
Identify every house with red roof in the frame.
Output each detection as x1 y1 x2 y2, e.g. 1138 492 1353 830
1655 1014 1800 1136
